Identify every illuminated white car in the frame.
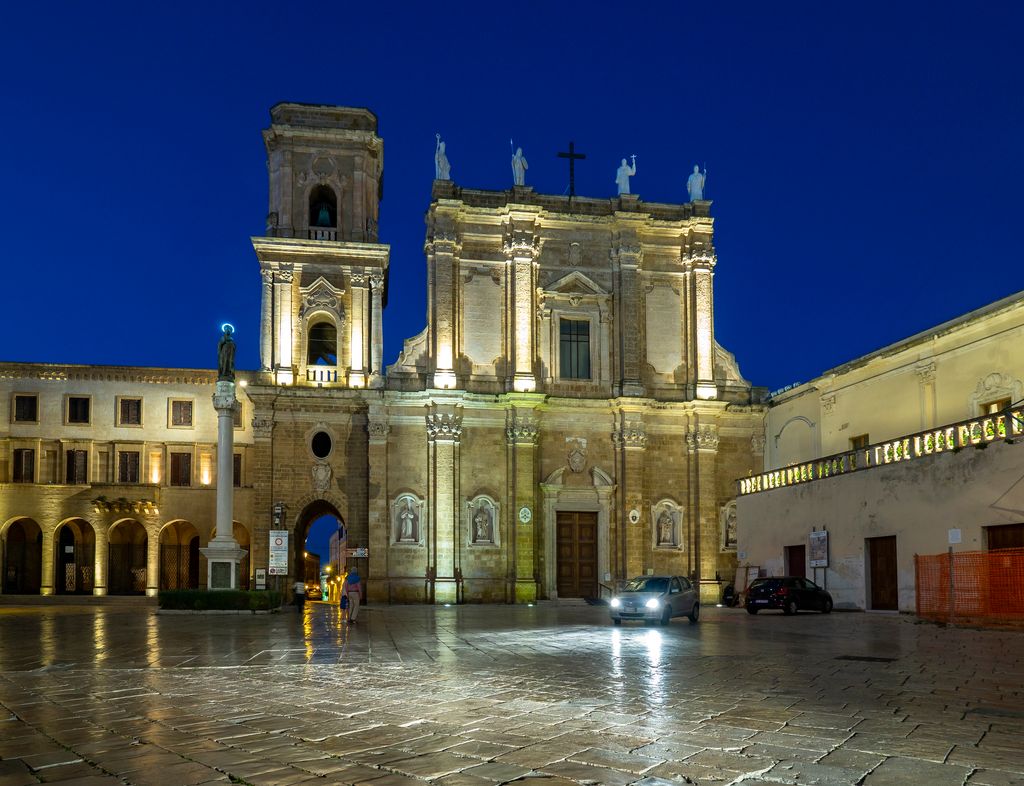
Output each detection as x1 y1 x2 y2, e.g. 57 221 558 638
609 575 700 626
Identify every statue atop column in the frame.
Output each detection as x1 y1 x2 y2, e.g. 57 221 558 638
686 164 707 202
511 147 529 186
615 155 637 195
217 324 236 381
435 133 451 181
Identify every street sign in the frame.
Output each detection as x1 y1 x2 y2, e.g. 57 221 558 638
809 530 829 568
269 530 289 575
255 568 267 590
348 547 368 558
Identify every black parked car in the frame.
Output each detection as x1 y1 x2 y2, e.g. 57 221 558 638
745 577 833 615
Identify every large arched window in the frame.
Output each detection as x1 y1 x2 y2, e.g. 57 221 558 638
307 321 337 366
309 185 337 228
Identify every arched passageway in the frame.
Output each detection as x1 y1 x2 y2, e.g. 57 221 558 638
160 520 200 590
3 518 42 594
296 500 347 602
108 520 147 595
55 519 95 594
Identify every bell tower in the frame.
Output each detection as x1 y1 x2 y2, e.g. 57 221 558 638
253 103 389 387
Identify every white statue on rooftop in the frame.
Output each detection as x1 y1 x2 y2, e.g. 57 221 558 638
435 133 451 181
687 164 706 202
511 147 528 186
615 155 637 195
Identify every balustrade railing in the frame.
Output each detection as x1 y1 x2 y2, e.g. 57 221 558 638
738 407 1023 497
306 367 338 384
308 227 337 241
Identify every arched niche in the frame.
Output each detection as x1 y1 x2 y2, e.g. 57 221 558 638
308 184 337 228
465 494 500 548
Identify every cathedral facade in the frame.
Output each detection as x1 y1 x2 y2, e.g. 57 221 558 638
0 103 764 604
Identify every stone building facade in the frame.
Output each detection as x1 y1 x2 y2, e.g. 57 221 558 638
1 103 765 604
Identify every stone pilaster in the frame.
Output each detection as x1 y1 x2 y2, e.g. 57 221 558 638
506 407 539 602
348 273 367 387
917 361 937 429
686 421 720 602
427 225 460 389
369 274 384 388
613 413 647 579
93 525 108 596
614 241 645 396
426 404 462 602
686 244 717 400
504 221 539 392
40 528 55 595
260 269 273 371
366 406 390 601
274 266 294 384
146 526 160 597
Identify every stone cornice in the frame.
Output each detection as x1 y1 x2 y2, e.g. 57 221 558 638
0 362 246 386
251 236 390 267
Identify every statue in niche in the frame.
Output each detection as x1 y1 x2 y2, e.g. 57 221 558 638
721 503 737 550
511 147 529 186
473 504 493 543
398 498 418 542
657 509 675 546
217 324 236 381
686 164 707 202
615 155 637 195
435 134 451 180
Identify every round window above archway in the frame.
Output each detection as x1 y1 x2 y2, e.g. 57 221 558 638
311 431 333 460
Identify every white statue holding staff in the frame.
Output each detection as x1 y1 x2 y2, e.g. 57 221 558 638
511 146 528 186
615 155 637 195
435 133 451 181
686 163 707 201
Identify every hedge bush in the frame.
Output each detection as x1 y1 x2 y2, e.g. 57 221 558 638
158 589 283 611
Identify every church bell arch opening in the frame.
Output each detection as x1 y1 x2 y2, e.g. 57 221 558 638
308 184 337 229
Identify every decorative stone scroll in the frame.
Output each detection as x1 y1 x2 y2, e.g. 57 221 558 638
300 276 345 321
311 461 332 493
720 500 737 552
651 499 684 551
969 372 1023 415
466 495 500 547
391 493 425 546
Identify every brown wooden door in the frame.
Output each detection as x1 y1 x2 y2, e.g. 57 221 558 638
987 523 1024 550
556 511 598 598
785 544 806 578
868 535 898 610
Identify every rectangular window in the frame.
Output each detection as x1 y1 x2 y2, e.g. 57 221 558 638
233 453 242 487
13 395 38 423
170 400 194 428
65 450 88 484
850 434 870 450
169 452 191 486
118 451 140 483
559 319 591 380
13 448 35 483
983 397 1012 415
119 397 142 426
67 396 90 424
233 404 243 429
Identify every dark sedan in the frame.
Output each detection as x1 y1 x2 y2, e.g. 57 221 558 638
745 577 833 615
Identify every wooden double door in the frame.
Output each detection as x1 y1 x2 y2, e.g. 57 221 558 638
556 511 598 599
867 535 898 610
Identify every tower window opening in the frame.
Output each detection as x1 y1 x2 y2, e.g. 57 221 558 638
307 321 338 366
309 185 337 228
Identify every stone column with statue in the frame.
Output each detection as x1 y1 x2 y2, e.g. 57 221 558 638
200 324 248 589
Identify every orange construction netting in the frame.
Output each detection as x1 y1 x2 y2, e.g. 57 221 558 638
915 547 1024 625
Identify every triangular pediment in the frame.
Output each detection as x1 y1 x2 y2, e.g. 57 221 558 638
544 271 607 297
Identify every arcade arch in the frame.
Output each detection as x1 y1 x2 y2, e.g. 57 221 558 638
2 517 42 594
159 520 200 590
295 499 346 601
108 519 147 595
54 518 95 594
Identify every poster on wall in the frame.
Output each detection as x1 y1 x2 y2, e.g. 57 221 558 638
809 530 829 568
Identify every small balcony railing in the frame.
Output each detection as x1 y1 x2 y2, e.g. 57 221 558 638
738 407 1024 497
308 227 337 241
306 367 338 384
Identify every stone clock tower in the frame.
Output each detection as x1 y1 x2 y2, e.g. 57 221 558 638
253 103 389 388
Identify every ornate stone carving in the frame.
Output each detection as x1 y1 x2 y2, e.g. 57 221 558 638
821 394 836 415
467 495 499 546
720 500 737 551
751 433 766 454
350 272 367 285
367 417 390 441
311 461 332 493
301 277 345 320
369 274 384 294
426 409 463 441
686 424 719 452
506 411 539 445
969 372 1023 414
613 421 647 449
276 266 294 284
568 241 582 266
567 437 588 473
915 361 936 385
651 499 684 550
251 415 274 438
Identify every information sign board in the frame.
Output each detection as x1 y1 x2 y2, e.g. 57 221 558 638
269 530 289 575
809 530 829 568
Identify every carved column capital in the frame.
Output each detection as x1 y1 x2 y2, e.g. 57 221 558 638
367 416 390 442
369 274 385 294
426 407 463 442
276 265 294 284
821 394 836 415
506 411 539 445
916 361 936 385
251 415 274 439
261 269 274 285
751 433 766 454
613 421 648 449
686 424 719 452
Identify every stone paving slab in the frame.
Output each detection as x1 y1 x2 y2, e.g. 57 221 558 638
1 604 1023 785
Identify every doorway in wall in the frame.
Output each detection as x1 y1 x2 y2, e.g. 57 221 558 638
556 511 598 599
986 523 1024 550
867 535 898 610
784 544 806 578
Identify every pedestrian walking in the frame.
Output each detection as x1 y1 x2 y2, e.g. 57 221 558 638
292 579 306 613
343 566 362 624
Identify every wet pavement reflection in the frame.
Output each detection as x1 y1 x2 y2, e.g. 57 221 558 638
1 602 1023 785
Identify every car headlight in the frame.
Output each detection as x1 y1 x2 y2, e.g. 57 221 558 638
645 599 660 609
610 598 621 608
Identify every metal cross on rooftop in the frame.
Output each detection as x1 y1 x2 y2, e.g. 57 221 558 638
557 141 587 198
